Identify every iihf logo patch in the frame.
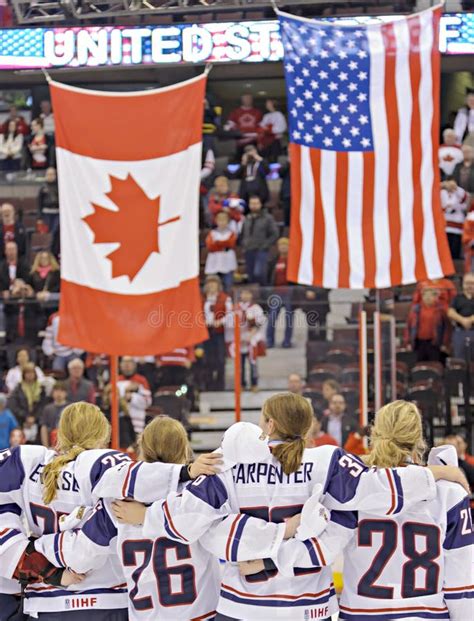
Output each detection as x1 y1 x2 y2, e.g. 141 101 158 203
304 610 310 621
65 599 71 610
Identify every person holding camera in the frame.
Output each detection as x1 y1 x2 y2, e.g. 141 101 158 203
237 145 270 206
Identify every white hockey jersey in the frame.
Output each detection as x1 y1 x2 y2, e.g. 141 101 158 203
143 446 438 620
0 445 182 615
35 482 290 621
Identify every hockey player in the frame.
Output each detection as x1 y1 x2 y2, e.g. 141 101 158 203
112 393 469 621
241 400 473 621
33 416 325 620
0 402 220 620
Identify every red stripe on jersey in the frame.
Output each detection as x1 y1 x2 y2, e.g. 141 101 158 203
385 469 396 515
225 515 241 562
444 584 474 592
340 604 448 613
58 532 66 567
311 537 327 566
163 500 187 542
191 611 217 620
221 583 332 601
121 463 134 498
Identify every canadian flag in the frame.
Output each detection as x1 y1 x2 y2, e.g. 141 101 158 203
50 75 209 355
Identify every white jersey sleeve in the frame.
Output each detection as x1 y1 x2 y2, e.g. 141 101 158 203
74 450 182 503
313 447 437 514
35 499 116 575
0 446 49 579
441 486 474 621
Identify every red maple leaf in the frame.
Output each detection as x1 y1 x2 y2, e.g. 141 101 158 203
83 174 180 281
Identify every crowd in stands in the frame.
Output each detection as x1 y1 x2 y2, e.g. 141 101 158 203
0 86 473 460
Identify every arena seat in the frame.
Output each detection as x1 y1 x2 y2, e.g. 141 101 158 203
308 363 341 384
326 347 357 367
411 361 444 384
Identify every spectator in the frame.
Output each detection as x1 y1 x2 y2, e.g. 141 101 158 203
39 381 68 447
0 106 29 136
28 117 48 170
266 237 294 347
297 286 330 341
29 250 60 299
0 120 23 172
322 379 341 408
225 93 262 155
258 99 287 162
443 434 474 489
7 362 47 426
9 427 26 448
405 287 450 363
462 209 474 273
242 195 279 286
447 272 474 359
65 358 95 404
0 240 32 344
202 275 232 391
238 145 269 205
237 288 265 391
155 347 195 389
100 384 136 453
117 356 152 434
5 347 44 394
453 144 474 194
38 167 59 234
207 176 244 233
23 413 40 444
205 210 237 292
440 177 469 259
287 372 304 395
453 87 474 145
306 417 338 448
202 96 222 152
0 393 18 450
321 394 358 447
39 99 55 137
0 203 26 257
439 128 464 178
279 159 291 227
412 277 457 308
42 311 83 372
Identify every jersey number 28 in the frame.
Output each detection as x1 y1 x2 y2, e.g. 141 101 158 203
358 519 440 599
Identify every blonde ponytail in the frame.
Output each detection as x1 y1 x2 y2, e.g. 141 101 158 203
139 416 190 465
42 402 110 504
365 400 426 469
263 393 314 475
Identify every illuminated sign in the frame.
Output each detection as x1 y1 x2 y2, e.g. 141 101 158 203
0 13 472 70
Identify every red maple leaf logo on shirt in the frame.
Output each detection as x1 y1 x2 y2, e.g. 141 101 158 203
83 174 180 281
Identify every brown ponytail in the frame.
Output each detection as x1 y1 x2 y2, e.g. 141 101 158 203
42 402 110 504
263 393 314 475
365 400 426 469
139 416 191 465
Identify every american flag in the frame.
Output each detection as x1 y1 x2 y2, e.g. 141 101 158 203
279 7 454 289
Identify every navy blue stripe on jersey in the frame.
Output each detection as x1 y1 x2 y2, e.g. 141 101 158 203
220 585 335 608
302 538 320 566
53 533 64 567
393 471 403 514
0 529 21 545
323 449 365 503
188 475 228 509
444 591 474 600
25 586 128 599
89 451 130 492
163 500 188 543
339 613 449 620
126 463 142 498
444 496 474 550
0 503 21 516
330 509 358 530
82 504 117 547
230 515 250 562
0 448 25 492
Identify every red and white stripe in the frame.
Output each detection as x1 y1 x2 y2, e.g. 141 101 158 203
288 6 453 289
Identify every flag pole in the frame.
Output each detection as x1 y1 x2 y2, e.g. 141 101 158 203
358 309 368 430
110 355 120 450
234 306 241 423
